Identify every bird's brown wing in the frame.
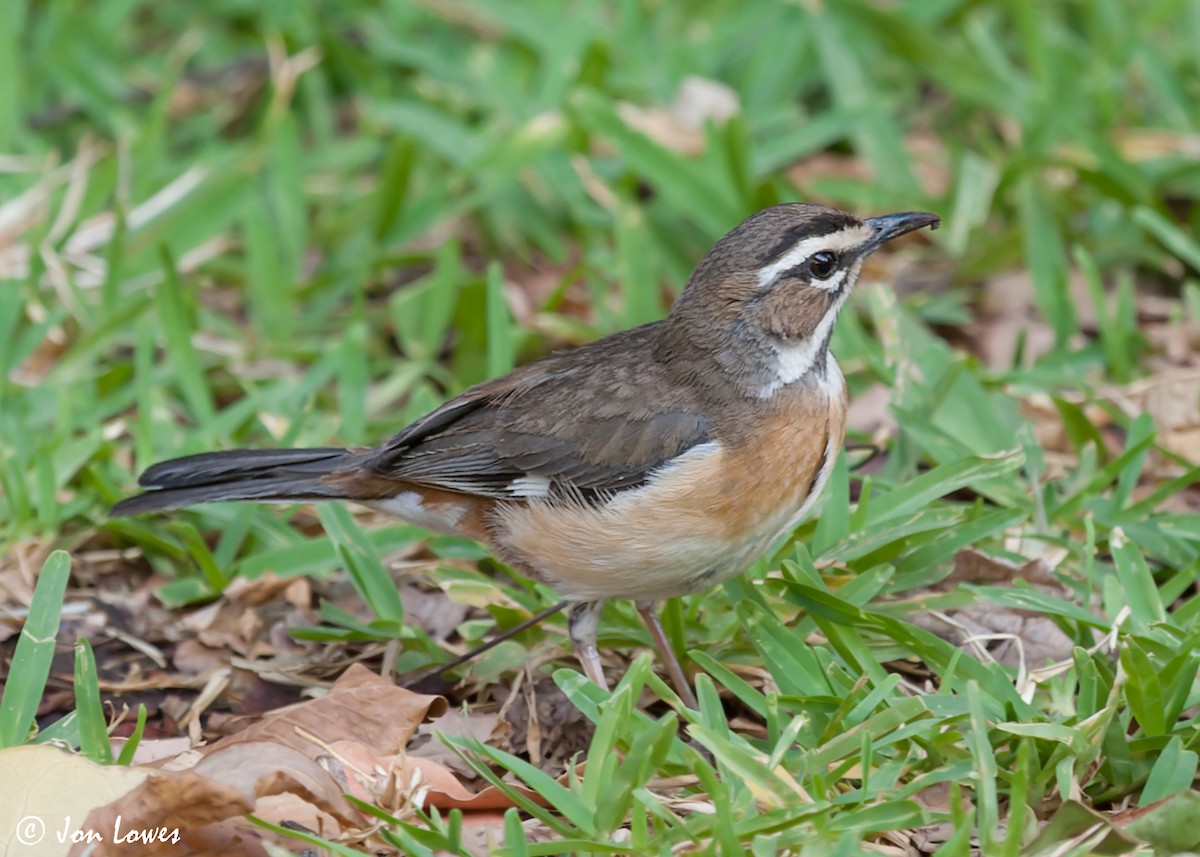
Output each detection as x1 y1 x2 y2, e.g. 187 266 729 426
363 325 710 502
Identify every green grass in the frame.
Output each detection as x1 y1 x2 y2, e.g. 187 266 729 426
3 0 1200 853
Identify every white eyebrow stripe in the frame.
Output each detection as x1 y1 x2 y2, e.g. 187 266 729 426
756 224 875 288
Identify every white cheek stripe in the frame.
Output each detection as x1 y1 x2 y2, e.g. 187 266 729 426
755 224 875 288
758 259 860 397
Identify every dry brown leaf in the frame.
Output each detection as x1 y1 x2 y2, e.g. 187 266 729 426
171 639 232 676
0 543 45 642
615 76 740 156
322 741 412 806
1145 316 1200 365
448 815 557 857
418 757 545 812
904 549 1081 668
787 152 872 195
452 811 510 857
93 573 181 647
942 548 1061 589
846 382 898 442
408 708 504 781
219 572 300 607
72 768 258 857
113 737 193 766
1138 367 1200 463
327 730 589 818
786 130 949 201
0 744 288 857
397 582 473 643
1025 366 1200 469
0 745 148 857
183 663 446 763
250 791 341 842
328 739 545 812
417 708 503 746
0 670 451 857
178 600 268 659
191 741 361 824
904 130 952 198
968 270 1065 370
1114 128 1200 161
909 821 957 854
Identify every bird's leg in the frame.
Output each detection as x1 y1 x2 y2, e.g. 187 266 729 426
636 601 699 710
402 599 569 688
568 600 608 690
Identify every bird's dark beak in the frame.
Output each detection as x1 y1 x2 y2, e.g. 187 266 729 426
862 211 940 254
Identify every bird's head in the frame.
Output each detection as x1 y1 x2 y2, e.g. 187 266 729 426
661 203 939 396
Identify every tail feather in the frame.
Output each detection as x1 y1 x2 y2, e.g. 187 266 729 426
136 448 350 489
112 447 362 516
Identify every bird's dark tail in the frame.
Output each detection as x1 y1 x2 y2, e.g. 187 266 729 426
111 447 366 516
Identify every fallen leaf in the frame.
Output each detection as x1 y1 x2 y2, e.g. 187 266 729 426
903 549 1081 668
327 740 543 812
616 75 740 156
219 573 300 607
179 599 269 659
1027 366 1200 468
1024 800 1138 857
1139 367 1200 463
0 745 147 857
191 741 361 824
73 768 257 857
251 791 341 841
967 270 1065 370
1118 790 1200 852
408 708 503 781
113 737 193 766
1114 128 1200 161
846 382 898 443
183 663 446 762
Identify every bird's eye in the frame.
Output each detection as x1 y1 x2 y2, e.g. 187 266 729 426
809 251 838 280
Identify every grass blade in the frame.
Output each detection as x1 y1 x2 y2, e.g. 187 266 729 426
73 638 113 763
0 551 71 747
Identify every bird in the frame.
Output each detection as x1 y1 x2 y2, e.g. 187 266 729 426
112 203 940 710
